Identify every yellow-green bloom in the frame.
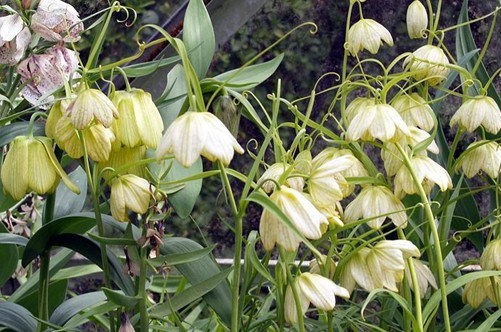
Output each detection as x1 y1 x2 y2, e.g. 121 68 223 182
110 174 153 222
391 93 434 131
405 45 450 86
67 89 119 130
406 0 428 39
463 277 501 308
156 111 244 167
345 97 375 125
450 96 501 134
346 104 410 142
99 146 147 180
404 258 437 298
394 155 452 198
258 162 304 194
259 186 328 252
345 185 407 229
480 239 501 271
347 19 393 56
1 136 79 200
111 89 164 149
456 141 501 179
284 272 349 324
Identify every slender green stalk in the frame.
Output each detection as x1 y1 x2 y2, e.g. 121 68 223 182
36 250 51 332
395 143 450 332
138 227 149 331
471 8 498 77
279 246 305 332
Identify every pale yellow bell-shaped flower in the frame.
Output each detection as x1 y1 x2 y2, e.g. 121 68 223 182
110 174 153 222
344 185 407 229
346 104 410 142
405 45 450 86
463 277 501 308
394 155 452 198
391 93 434 131
309 153 354 206
404 258 437 298
156 111 244 167
258 162 304 194
111 89 164 149
67 88 119 130
259 186 328 252
99 146 147 180
1 136 79 200
345 97 375 125
284 272 350 324
450 96 501 134
406 0 428 39
347 19 393 56
339 247 374 294
480 239 501 271
456 141 501 179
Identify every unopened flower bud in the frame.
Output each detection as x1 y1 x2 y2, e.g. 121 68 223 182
1 136 79 200
0 14 31 65
407 1 428 39
31 0 83 42
118 312 135 332
214 95 241 138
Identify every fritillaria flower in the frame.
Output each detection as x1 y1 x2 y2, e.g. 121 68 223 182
99 146 147 180
1 136 79 200
344 97 375 125
17 46 78 106
31 0 83 42
111 89 164 149
156 111 244 167
450 96 501 134
258 162 304 194
284 272 350 324
404 258 437 297
67 89 119 130
347 19 393 56
463 277 501 308
405 45 450 86
456 141 501 179
0 14 31 65
394 155 452 198
406 0 428 39
259 186 328 252
391 93 434 131
480 239 501 271
309 255 336 278
346 103 410 142
344 185 407 229
110 174 154 222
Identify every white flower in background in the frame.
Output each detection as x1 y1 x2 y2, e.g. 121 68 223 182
31 0 83 42
394 155 452 198
110 174 153 222
0 14 31 65
405 45 450 86
258 162 304 193
156 111 244 167
450 96 501 134
345 97 375 125
17 45 78 106
345 185 407 229
391 93 434 131
346 103 410 142
284 273 349 324
406 0 428 39
259 186 328 252
347 19 393 56
405 259 437 297
456 141 501 179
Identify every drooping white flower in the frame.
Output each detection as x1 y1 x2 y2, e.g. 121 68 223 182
259 186 328 252
394 155 452 198
344 97 375 125
450 96 501 134
67 89 119 130
456 141 501 179
391 93 434 131
31 0 83 42
0 14 31 65
347 19 393 56
344 185 407 229
406 0 428 39
110 174 153 222
156 111 244 167
258 162 304 193
284 272 349 324
405 258 437 298
405 45 450 86
346 103 410 142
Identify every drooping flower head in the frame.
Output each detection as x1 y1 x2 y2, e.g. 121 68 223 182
156 111 244 167
450 96 501 134
406 0 428 39
347 19 393 56
391 93 434 131
0 14 31 65
456 141 501 179
404 258 437 298
31 0 84 42
67 88 119 130
258 162 304 194
405 45 450 86
110 174 154 222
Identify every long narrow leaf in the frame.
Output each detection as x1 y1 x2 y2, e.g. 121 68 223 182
0 302 37 332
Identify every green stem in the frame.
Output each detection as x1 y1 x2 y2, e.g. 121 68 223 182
471 8 498 77
395 143 450 332
138 225 149 331
280 246 305 332
36 250 50 332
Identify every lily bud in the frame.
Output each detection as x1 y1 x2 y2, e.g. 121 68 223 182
407 0 428 39
1 136 79 200
31 0 83 42
110 174 154 222
111 89 164 149
0 14 31 65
